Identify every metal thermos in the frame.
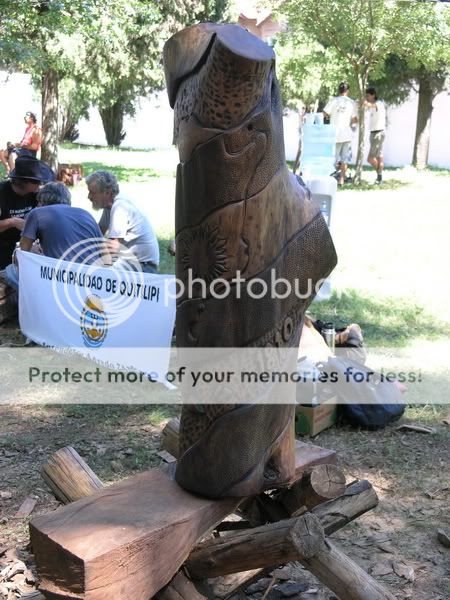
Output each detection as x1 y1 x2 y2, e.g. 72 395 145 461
322 322 336 354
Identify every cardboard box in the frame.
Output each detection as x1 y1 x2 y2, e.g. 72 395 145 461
295 398 337 437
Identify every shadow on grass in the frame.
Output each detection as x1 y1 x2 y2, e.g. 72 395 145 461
310 289 450 346
83 162 174 181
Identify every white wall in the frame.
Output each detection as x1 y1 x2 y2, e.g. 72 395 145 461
0 72 41 145
1 70 449 169
76 93 175 150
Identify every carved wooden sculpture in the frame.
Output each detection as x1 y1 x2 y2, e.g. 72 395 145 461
164 23 337 499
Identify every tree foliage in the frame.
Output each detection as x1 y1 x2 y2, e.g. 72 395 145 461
275 0 450 180
275 34 344 111
76 0 232 145
0 0 232 156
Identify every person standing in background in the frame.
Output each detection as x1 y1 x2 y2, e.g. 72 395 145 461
323 82 358 186
364 87 387 185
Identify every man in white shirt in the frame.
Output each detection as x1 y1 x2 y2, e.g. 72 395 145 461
364 87 386 184
323 82 358 186
85 170 160 273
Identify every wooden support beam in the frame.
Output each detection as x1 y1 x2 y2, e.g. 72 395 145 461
280 464 346 515
34 438 336 600
41 446 104 504
186 481 384 600
310 480 378 535
161 418 180 459
185 512 395 600
157 572 207 600
31 468 238 600
184 481 378 581
301 539 396 600
198 480 379 600
186 513 325 580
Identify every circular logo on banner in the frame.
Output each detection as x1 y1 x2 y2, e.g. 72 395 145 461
80 295 108 348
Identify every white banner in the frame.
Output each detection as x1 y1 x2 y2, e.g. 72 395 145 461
17 250 176 379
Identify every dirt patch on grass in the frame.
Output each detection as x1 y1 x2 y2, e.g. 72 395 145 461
0 405 449 600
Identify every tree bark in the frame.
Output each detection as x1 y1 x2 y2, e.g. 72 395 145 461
354 72 368 186
99 101 126 146
41 68 59 171
412 72 434 170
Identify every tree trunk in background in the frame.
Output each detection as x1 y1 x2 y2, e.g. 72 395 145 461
41 69 59 171
353 72 368 186
99 102 126 146
354 102 365 186
413 73 434 170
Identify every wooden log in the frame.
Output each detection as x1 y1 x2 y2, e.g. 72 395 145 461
280 464 346 515
310 480 378 535
30 468 238 600
198 480 378 599
156 572 207 600
204 570 267 600
161 418 180 459
301 539 395 600
186 513 325 580
34 439 336 600
187 523 395 600
40 446 104 504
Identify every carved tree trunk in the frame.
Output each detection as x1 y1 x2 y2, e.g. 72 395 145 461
99 101 126 147
41 68 59 171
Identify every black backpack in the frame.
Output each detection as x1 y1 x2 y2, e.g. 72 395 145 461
320 356 405 430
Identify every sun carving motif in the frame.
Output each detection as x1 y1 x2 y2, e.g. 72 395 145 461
179 224 228 283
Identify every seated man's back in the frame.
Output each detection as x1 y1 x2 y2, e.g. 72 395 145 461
23 204 103 263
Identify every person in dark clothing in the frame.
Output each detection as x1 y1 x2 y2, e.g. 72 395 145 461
0 156 43 269
4 182 106 290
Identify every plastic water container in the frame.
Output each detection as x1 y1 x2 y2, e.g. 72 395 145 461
304 176 337 301
302 124 336 179
306 176 337 228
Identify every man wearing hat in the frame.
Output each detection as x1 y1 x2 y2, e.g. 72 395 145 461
0 156 43 269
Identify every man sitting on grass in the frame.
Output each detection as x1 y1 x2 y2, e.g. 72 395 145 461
4 182 105 289
86 170 159 273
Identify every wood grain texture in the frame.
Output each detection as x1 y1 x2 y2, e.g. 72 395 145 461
280 464 346 515
41 446 104 504
30 468 238 600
